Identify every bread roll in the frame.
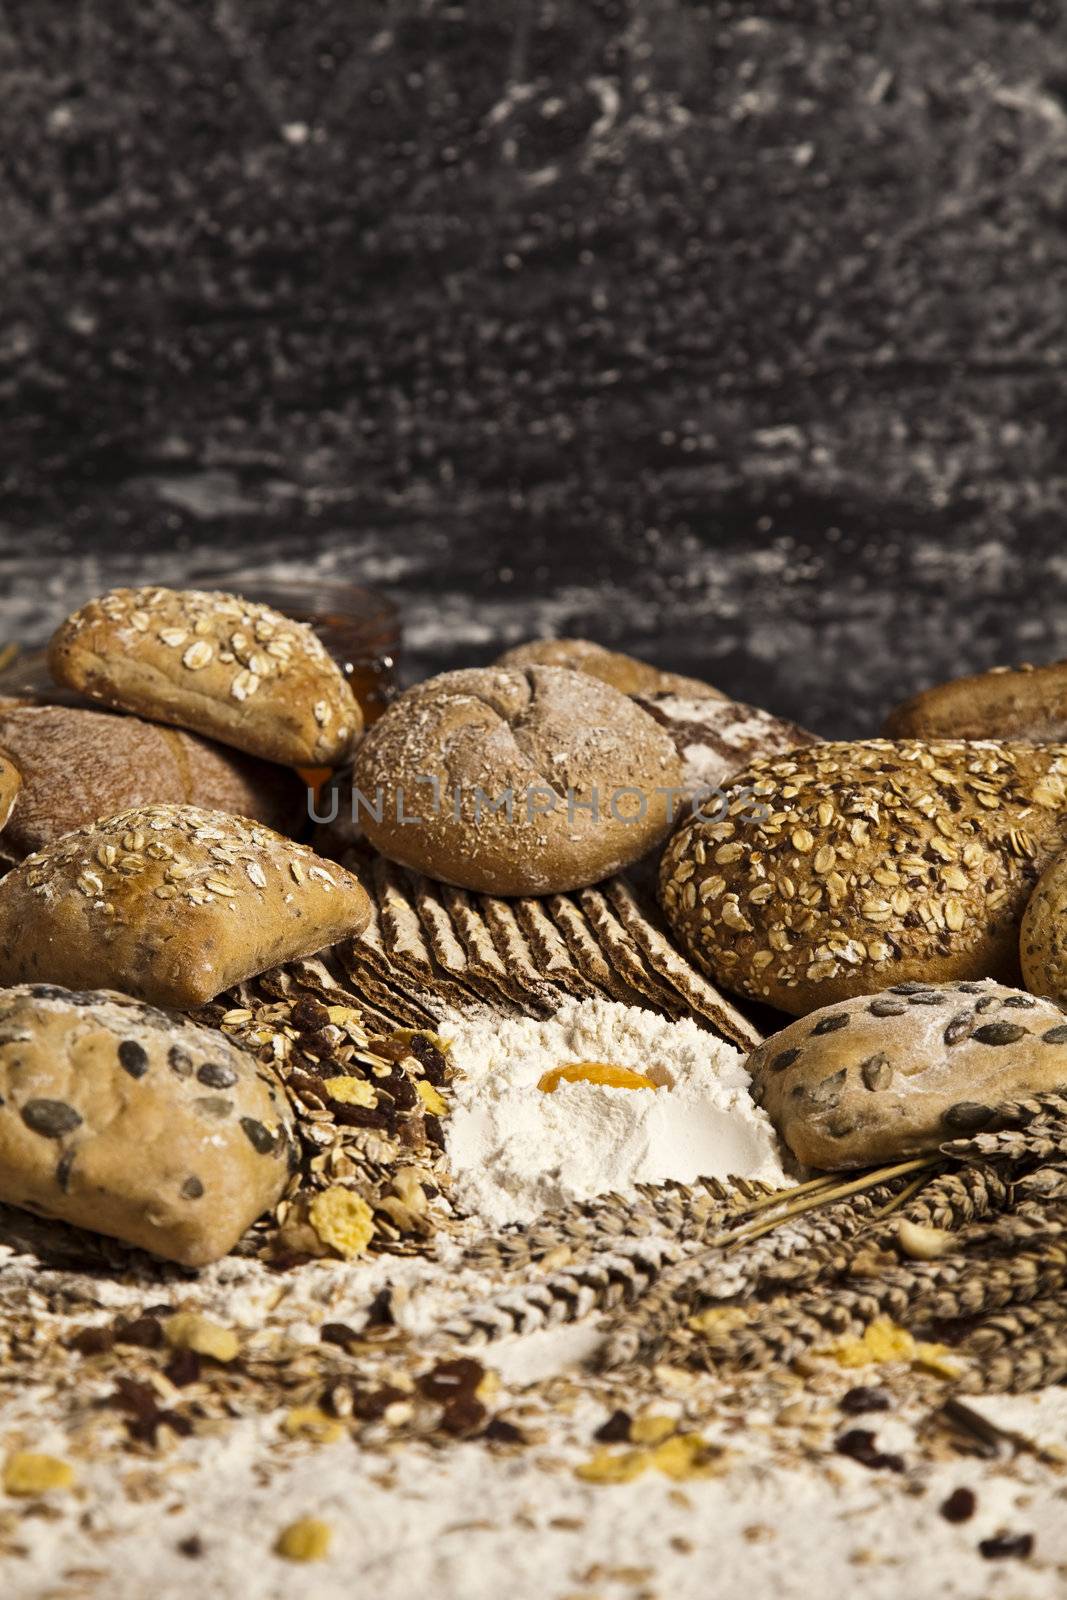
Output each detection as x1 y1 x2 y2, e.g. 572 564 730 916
48 586 360 766
496 639 726 701
0 984 295 1265
1020 848 1067 1004
0 804 371 1007
749 980 1067 1169
660 740 1067 1014
0 749 19 834
633 692 818 805
353 666 685 895
884 660 1067 742
0 703 303 860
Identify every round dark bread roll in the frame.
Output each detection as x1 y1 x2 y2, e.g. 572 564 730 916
661 739 1067 1015
0 703 304 860
353 665 685 895
749 980 1067 1169
495 638 727 701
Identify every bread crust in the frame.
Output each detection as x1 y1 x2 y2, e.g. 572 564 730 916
0 804 371 1007
0 748 20 833
48 586 361 766
1020 849 1067 1003
884 660 1067 742
354 665 685 895
495 638 727 701
660 739 1067 1014
0 703 302 858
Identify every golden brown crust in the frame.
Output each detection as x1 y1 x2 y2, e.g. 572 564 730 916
883 660 1067 742
0 804 371 1007
0 703 303 859
1020 850 1067 1003
748 980 1067 1169
354 665 685 895
0 747 20 833
495 638 728 701
0 985 294 1266
48 586 361 766
660 739 1067 1015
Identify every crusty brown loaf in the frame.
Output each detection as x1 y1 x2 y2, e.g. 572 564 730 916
749 980 1067 1169
0 984 294 1265
660 740 1067 1015
633 691 819 805
354 665 685 895
0 703 303 860
0 804 371 1008
0 748 19 833
48 586 361 766
495 638 727 701
1020 849 1067 1004
884 660 1067 742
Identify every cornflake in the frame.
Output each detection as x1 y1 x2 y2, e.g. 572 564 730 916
309 1188 376 1259
3 1452 75 1496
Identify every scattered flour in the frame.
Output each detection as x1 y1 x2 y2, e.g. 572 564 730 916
441 996 789 1227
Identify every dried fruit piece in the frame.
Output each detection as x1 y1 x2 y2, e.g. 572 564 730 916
275 1517 332 1561
163 1312 239 1364
308 1188 375 1259
537 1061 660 1094
941 1487 977 1523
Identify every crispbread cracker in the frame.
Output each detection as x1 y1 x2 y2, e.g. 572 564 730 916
603 877 764 1050
512 897 597 999
478 896 558 1014
546 893 643 1004
577 886 686 1019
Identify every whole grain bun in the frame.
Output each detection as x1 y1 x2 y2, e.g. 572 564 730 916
48 586 361 766
1020 848 1067 1004
748 980 1067 1169
0 804 371 1008
884 660 1067 742
0 703 303 861
0 984 295 1266
353 665 685 895
495 638 727 701
660 740 1067 1015
0 749 20 834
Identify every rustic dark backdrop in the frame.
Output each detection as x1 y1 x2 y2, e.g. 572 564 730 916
1 0 1066 735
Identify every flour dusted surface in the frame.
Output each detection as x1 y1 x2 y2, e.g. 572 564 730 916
442 996 788 1227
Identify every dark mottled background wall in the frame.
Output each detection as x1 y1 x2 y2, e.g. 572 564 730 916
1 0 1066 735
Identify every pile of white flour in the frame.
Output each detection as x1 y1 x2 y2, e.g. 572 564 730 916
442 996 789 1227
